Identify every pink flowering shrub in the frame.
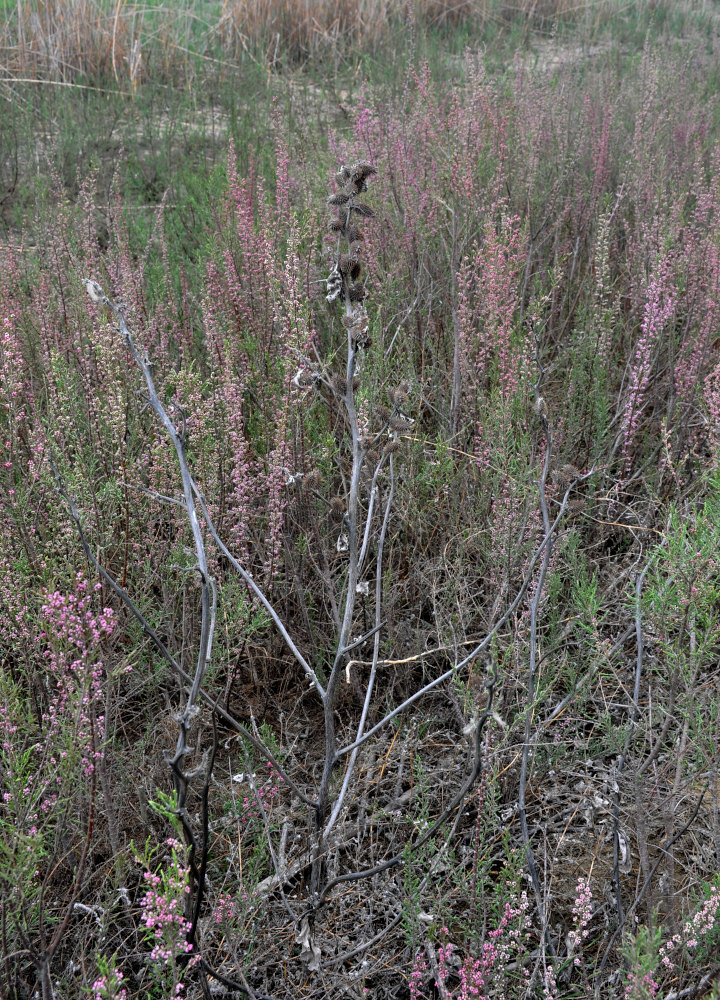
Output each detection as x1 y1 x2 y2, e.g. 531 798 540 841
659 884 720 974
40 572 116 776
409 877 597 999
92 957 127 1000
410 888 534 999
620 257 677 468
0 572 117 937
137 837 200 997
567 877 594 968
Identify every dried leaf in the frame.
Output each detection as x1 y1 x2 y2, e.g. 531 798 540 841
295 916 321 971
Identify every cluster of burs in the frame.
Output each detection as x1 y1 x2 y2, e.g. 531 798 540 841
325 161 377 350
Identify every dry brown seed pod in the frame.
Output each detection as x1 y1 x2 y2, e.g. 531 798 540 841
351 326 370 346
304 469 322 491
330 496 346 519
352 376 361 390
334 166 351 186
389 415 414 432
383 439 403 455
366 449 380 465
332 375 348 395
346 224 363 243
375 405 390 424
328 192 351 206
328 219 345 233
348 283 365 302
554 464 580 489
337 255 362 281
350 203 375 218
351 162 377 181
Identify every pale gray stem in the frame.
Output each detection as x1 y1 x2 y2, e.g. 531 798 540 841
323 453 395 839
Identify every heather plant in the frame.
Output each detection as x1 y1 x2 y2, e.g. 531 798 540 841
621 925 662 1000
134 836 199 997
91 956 127 1000
408 884 535 999
658 883 720 978
0 573 118 997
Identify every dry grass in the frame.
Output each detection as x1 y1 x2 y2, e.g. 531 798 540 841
0 0 143 84
0 0 646 83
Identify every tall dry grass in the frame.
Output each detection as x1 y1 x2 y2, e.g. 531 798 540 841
0 0 144 85
0 0 645 84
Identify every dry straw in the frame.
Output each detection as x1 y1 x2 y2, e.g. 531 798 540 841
0 1 621 85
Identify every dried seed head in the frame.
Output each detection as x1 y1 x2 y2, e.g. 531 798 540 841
327 192 351 207
348 283 365 302
332 375 348 395
334 166 351 186
350 321 371 345
389 414 415 432
330 496 346 520
328 219 345 233
352 376 361 390
304 468 322 491
346 224 363 243
338 254 362 281
383 439 403 455
375 405 390 424
366 449 380 465
389 384 409 407
351 162 377 182
350 202 375 218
